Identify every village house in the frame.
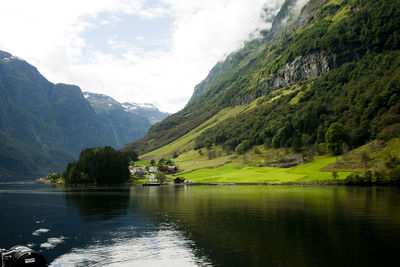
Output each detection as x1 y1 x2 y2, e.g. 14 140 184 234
166 165 176 173
128 166 134 174
174 177 185 184
149 166 158 173
129 166 147 177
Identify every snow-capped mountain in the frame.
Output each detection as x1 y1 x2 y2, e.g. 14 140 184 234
83 92 170 125
122 102 170 125
122 102 158 111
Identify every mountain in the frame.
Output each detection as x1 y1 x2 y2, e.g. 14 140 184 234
0 51 150 176
83 92 150 148
123 0 400 158
83 92 169 126
121 102 170 125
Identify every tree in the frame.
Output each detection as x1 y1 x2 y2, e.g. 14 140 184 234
155 172 167 184
207 150 217 159
361 152 370 169
235 140 252 154
292 132 302 153
157 158 167 172
325 122 347 155
123 150 138 162
64 146 130 184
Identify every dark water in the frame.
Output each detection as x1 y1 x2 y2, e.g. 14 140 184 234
1 178 400 266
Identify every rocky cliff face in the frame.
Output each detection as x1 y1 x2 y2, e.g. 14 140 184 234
234 51 332 105
271 51 331 88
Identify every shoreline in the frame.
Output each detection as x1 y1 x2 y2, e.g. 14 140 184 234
37 177 397 187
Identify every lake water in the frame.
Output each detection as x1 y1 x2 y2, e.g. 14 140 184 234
1 178 400 266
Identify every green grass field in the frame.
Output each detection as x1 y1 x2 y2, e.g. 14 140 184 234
181 156 350 184
139 136 400 185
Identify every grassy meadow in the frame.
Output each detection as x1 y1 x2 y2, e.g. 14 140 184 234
180 157 350 184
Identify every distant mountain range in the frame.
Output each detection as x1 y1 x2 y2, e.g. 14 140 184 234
0 50 167 176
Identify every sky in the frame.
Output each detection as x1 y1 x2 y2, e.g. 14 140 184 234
0 0 288 113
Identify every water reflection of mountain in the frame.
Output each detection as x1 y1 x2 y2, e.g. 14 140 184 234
132 186 400 267
64 187 131 221
61 185 400 266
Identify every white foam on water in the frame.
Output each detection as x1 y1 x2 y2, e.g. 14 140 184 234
40 236 66 250
32 228 50 236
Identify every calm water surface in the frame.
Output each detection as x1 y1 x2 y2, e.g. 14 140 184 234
1 177 400 266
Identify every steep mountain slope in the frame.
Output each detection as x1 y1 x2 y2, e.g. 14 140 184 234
83 92 150 148
124 0 400 156
0 51 149 176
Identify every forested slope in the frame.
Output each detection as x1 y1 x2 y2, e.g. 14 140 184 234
123 0 400 156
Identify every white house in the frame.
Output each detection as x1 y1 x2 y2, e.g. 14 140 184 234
129 166 147 177
149 166 158 173
129 166 135 174
149 174 159 182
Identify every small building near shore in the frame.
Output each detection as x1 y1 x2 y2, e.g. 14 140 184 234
174 177 185 184
166 166 176 173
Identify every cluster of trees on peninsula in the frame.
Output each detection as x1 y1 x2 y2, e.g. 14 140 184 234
51 146 138 184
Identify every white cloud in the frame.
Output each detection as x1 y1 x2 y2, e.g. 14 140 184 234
295 0 309 11
0 0 297 113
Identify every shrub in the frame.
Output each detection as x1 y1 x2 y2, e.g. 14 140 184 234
207 150 217 160
325 122 348 155
332 170 338 180
235 140 252 154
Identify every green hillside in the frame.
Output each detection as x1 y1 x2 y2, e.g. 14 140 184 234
124 0 400 157
123 0 400 184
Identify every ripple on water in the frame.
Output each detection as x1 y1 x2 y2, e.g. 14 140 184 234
50 230 212 267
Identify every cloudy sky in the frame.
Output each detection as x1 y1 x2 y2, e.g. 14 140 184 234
0 0 287 113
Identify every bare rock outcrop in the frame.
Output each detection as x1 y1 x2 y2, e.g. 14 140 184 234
269 51 332 89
